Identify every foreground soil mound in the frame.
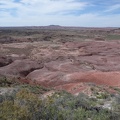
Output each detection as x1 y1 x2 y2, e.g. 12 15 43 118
26 41 120 94
0 59 43 77
27 70 120 94
68 71 120 86
0 56 13 67
1 39 120 94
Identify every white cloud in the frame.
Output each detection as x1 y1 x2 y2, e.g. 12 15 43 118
0 0 120 27
0 0 88 16
105 4 120 12
0 12 120 27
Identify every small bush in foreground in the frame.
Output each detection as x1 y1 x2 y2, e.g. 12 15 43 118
0 87 120 120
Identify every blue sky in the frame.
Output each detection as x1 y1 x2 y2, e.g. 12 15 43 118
0 0 120 27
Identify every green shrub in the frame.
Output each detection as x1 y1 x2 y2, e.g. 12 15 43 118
0 100 29 120
1 86 120 120
0 76 19 87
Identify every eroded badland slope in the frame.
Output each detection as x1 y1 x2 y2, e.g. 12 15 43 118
0 27 120 95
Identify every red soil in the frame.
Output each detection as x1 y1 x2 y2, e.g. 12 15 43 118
1 41 120 95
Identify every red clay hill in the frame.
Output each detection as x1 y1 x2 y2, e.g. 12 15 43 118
0 27 120 95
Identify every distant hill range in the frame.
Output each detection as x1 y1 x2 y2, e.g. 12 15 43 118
0 25 119 31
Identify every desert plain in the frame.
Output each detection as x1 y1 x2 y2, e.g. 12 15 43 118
0 26 120 95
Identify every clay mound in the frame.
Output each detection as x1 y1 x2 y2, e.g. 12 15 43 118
29 41 120 72
0 56 13 67
27 70 120 94
27 68 66 87
0 59 43 77
44 60 90 73
66 71 120 86
26 41 120 94
2 40 120 95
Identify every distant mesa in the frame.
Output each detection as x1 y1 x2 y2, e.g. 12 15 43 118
47 25 62 29
48 25 61 27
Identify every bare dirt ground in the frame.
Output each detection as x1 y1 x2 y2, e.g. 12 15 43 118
0 26 120 95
